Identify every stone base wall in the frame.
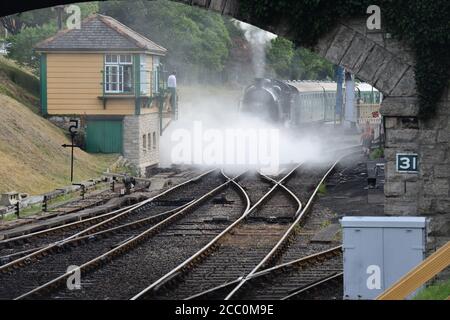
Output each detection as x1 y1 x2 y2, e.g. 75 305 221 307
123 113 160 176
47 115 84 133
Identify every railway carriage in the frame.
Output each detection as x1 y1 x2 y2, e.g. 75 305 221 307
240 78 381 127
288 81 337 125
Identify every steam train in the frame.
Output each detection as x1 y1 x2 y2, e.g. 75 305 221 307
240 78 381 126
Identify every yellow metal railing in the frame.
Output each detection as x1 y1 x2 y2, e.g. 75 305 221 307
377 241 450 300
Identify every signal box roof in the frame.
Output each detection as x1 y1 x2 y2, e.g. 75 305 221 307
35 14 167 55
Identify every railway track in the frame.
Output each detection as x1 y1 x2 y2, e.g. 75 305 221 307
131 162 320 300
9 170 248 300
2 146 359 300
282 272 343 300
133 149 358 300
230 246 343 300
186 247 343 300
219 151 358 300
0 204 136 264
0 169 218 266
0 169 229 299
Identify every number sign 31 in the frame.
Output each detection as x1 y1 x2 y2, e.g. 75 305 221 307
396 153 418 173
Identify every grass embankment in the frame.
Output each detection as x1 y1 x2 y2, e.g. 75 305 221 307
0 57 40 113
414 280 450 300
0 57 117 195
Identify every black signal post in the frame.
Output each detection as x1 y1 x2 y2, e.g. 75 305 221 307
62 120 81 182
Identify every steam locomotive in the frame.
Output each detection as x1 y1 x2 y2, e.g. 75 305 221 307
240 78 381 126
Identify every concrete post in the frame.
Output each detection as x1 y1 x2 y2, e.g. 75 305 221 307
335 66 344 124
344 71 356 129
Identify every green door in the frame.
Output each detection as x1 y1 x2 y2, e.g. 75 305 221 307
86 120 123 153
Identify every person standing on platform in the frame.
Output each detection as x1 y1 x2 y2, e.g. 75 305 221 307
361 121 374 157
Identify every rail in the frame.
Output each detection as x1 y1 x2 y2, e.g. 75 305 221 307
185 246 343 300
281 272 343 300
130 164 304 300
132 145 361 300
139 169 251 294
15 169 238 299
224 152 353 300
0 169 216 274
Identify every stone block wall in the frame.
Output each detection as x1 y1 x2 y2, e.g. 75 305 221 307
382 87 450 239
123 113 160 176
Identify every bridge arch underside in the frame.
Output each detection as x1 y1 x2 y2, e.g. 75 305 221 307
174 0 449 240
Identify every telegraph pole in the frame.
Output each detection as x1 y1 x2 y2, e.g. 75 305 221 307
54 5 65 31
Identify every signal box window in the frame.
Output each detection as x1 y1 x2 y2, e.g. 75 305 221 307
105 54 133 93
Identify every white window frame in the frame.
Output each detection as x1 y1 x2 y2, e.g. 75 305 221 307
104 54 133 94
105 65 122 93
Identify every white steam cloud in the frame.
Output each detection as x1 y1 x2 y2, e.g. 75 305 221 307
237 21 276 78
158 93 355 175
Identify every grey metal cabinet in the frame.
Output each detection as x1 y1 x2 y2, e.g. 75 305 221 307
340 216 426 299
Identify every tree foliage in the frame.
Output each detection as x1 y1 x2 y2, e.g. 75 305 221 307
267 37 334 80
99 0 232 78
266 37 294 78
8 23 58 71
